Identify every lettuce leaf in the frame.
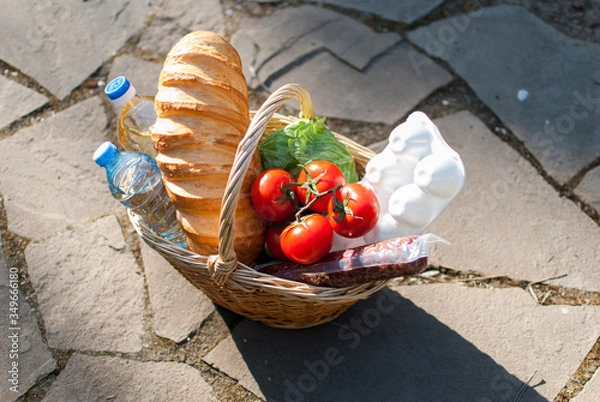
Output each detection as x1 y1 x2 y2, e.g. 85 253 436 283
258 117 359 183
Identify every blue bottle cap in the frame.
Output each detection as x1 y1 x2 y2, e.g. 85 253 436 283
93 142 118 167
104 76 131 101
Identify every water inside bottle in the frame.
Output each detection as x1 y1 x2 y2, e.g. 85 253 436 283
108 155 187 247
129 183 182 243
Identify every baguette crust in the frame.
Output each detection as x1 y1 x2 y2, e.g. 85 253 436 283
151 31 265 264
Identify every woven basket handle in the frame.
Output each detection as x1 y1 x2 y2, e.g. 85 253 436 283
207 84 314 285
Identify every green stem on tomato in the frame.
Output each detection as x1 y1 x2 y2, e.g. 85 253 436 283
292 183 343 222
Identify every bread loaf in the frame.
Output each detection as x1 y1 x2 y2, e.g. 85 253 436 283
151 31 266 265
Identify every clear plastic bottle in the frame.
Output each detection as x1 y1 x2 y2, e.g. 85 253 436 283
104 76 157 158
93 142 188 248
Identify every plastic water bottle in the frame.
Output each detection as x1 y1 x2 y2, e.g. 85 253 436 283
93 142 188 248
104 76 157 158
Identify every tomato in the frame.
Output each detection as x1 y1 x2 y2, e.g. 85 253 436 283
265 224 289 261
295 161 346 213
250 168 296 222
280 214 334 264
328 183 380 238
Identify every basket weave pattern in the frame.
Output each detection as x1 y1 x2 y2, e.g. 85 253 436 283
131 84 388 329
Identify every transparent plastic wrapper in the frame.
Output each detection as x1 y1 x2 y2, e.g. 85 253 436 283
256 234 446 288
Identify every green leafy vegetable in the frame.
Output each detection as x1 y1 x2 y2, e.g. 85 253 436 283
258 117 359 183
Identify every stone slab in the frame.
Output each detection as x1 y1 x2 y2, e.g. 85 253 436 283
573 368 600 402
0 0 158 99
307 0 444 24
108 55 163 98
0 75 48 129
0 239 56 401
389 285 600 400
0 96 119 241
138 0 225 57
268 42 452 124
141 242 214 343
43 353 215 402
424 111 600 291
575 165 600 213
231 5 400 89
204 285 599 401
407 5 600 184
25 215 145 353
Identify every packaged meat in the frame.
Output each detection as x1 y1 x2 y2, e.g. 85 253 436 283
256 234 446 288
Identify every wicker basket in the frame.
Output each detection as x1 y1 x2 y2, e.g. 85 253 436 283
130 84 390 329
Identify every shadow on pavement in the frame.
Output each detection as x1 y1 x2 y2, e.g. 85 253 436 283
225 287 547 402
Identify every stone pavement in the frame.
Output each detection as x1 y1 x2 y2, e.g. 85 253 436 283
0 1 598 401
